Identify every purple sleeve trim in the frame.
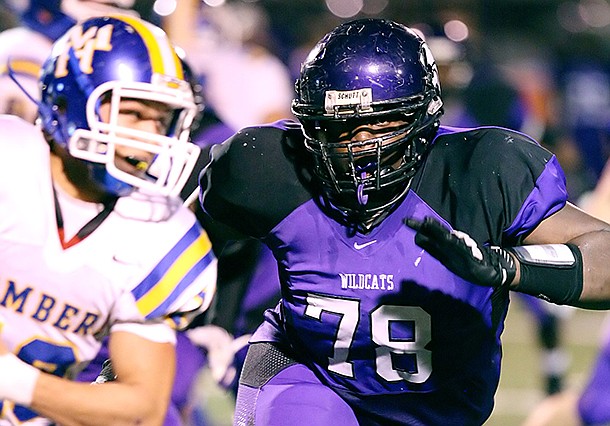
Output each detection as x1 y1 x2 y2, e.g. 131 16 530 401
505 155 568 240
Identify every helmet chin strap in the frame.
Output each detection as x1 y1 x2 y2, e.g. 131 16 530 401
9 60 64 143
6 58 40 108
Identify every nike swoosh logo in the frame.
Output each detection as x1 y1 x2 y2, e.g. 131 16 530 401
353 240 377 250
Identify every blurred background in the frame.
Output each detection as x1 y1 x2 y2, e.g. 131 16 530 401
4 0 610 201
3 1 610 425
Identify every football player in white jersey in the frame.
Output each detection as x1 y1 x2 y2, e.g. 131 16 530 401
0 14 217 425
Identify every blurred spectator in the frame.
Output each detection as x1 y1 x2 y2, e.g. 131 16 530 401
180 3 294 130
580 160 610 225
0 0 70 122
553 32 610 192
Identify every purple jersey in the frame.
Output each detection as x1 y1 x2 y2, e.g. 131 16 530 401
200 121 568 425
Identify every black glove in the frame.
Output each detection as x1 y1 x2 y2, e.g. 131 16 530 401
405 217 516 288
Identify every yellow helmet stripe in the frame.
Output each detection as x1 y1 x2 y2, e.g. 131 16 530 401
108 14 183 79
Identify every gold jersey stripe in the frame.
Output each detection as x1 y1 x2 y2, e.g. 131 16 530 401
135 233 212 316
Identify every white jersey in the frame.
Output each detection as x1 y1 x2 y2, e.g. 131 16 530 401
0 115 217 424
0 27 52 123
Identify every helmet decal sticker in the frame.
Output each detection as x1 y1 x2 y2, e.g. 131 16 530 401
55 24 113 77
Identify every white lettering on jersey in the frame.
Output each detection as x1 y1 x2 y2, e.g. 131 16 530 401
339 273 394 291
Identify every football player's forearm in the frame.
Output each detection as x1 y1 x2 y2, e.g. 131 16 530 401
405 216 610 308
30 372 170 426
505 243 583 305
507 230 610 309
567 230 610 309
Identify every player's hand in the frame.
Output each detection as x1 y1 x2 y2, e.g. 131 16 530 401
92 359 117 384
187 325 249 388
0 344 40 405
405 217 517 288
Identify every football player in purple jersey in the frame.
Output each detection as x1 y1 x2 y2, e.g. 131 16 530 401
199 18 610 426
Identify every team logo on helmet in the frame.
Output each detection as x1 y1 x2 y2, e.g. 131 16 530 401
55 24 113 77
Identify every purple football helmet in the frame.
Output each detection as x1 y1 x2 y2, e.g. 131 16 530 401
292 18 443 230
39 15 199 197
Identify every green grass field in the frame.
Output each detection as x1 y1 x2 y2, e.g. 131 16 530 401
192 299 609 426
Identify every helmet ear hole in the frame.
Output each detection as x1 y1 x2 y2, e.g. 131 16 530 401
54 96 68 114
39 94 69 146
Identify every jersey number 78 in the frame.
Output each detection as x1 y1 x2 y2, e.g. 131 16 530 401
304 293 432 384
